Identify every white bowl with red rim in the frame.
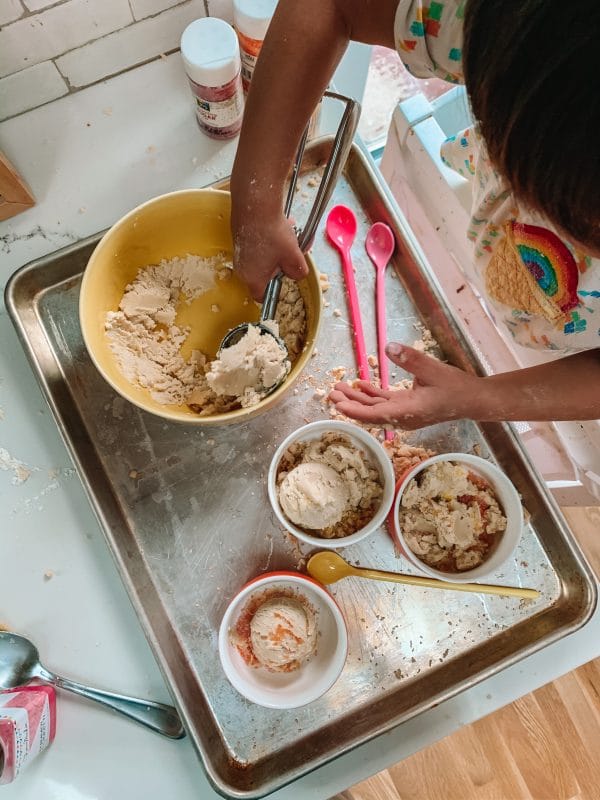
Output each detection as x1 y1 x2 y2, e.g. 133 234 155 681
218 571 348 708
267 420 396 549
390 453 523 583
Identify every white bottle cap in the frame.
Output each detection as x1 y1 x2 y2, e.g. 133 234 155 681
233 0 278 41
181 18 241 87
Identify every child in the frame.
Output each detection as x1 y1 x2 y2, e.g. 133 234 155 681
230 0 600 429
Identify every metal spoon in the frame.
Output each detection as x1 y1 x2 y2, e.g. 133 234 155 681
0 631 185 738
306 551 540 600
219 91 361 397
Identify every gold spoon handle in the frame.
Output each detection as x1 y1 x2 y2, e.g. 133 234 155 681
354 567 540 600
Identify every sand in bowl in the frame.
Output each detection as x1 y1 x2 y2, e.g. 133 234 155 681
105 254 307 416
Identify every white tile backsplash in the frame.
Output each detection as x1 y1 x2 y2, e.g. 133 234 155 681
130 0 184 21
0 0 133 78
56 0 206 87
0 60 67 120
0 0 24 26
0 0 232 121
21 0 63 11
206 0 233 24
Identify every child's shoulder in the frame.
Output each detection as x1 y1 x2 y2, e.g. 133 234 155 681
395 0 465 83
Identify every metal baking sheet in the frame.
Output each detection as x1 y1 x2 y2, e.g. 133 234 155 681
6 138 596 799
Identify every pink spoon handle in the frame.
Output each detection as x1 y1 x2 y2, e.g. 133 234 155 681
376 271 394 442
376 272 389 390
340 247 370 382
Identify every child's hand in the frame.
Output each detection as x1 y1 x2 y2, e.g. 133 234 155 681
233 212 307 301
328 343 480 430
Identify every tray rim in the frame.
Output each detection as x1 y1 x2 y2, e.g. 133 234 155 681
4 138 597 799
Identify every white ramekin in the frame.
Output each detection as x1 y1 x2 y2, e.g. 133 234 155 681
391 452 523 583
218 571 348 708
268 420 396 549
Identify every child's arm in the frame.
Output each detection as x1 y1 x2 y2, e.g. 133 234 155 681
230 0 399 299
329 344 600 428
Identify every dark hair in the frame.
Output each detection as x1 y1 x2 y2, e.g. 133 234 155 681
463 0 600 252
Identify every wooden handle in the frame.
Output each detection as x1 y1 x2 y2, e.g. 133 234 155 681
355 567 540 600
0 152 35 221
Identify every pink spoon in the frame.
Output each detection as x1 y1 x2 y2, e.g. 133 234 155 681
326 204 370 381
366 222 395 441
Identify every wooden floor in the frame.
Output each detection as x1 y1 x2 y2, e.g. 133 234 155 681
332 507 600 800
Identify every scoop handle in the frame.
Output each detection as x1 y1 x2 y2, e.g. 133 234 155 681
261 274 283 322
297 92 361 253
353 566 540 599
259 93 360 322
37 665 185 738
259 120 309 322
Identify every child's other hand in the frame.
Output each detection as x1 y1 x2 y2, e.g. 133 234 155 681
328 343 480 430
233 212 307 301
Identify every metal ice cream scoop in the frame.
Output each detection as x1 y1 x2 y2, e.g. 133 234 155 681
0 631 184 738
218 91 361 396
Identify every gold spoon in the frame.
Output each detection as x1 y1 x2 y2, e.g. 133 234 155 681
306 551 540 600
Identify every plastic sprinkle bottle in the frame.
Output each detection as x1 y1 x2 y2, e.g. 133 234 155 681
180 18 244 140
233 0 278 93
232 0 320 136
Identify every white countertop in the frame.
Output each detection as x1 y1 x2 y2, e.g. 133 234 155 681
1 53 598 800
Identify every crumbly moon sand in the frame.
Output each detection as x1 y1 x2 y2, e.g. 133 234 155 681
207 324 290 408
399 461 507 572
277 432 383 538
105 254 306 413
249 597 317 672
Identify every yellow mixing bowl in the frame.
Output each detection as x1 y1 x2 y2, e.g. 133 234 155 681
79 189 322 424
